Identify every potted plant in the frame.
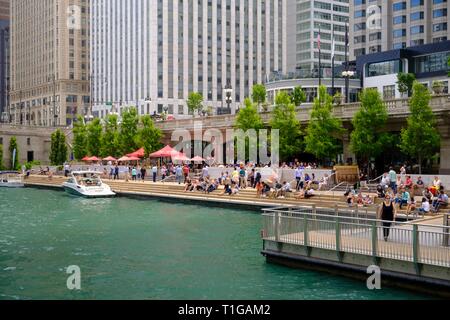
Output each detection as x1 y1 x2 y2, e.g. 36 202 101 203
333 92 344 106
432 80 445 95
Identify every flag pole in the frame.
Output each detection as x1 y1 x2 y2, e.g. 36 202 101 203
318 27 322 88
331 29 335 96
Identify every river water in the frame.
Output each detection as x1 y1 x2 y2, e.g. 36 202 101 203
0 188 430 300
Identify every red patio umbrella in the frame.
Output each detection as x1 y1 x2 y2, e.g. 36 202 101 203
127 156 141 161
172 152 190 162
103 156 117 162
150 145 176 158
127 148 145 158
118 156 131 162
82 156 90 162
88 156 102 162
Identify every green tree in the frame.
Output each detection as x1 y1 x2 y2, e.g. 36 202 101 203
0 144 4 170
138 115 163 158
397 73 416 97
252 84 267 111
305 86 344 161
101 114 121 158
72 116 88 160
187 92 203 116
120 108 139 154
290 86 307 107
350 88 391 176
270 92 303 161
400 82 440 174
235 98 264 131
86 118 103 156
50 129 68 165
8 136 19 170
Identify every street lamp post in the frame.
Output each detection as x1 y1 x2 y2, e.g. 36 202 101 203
224 82 233 114
341 70 355 104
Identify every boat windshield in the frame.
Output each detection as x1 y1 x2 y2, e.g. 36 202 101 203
74 173 102 187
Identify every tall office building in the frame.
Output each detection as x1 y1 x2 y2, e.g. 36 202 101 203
286 0 349 77
91 0 287 119
0 0 9 122
351 0 450 60
10 0 90 127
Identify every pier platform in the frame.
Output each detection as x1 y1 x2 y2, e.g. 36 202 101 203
261 207 450 297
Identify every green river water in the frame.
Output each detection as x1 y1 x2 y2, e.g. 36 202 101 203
0 188 430 300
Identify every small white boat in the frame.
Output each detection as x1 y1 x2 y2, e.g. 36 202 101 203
62 171 116 198
0 171 25 188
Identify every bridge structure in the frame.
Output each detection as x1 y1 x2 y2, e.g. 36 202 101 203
155 94 450 174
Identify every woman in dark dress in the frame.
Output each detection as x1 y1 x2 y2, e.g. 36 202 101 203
380 194 396 241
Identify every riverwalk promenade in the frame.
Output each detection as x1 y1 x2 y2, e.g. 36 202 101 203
262 207 450 297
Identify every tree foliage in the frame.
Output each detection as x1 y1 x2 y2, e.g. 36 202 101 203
270 92 303 161
290 86 307 107
399 82 440 174
187 92 203 116
8 136 19 170
350 89 391 163
252 84 267 110
138 115 163 158
120 108 140 155
86 118 103 156
72 116 88 160
305 86 344 161
50 129 68 165
101 114 121 158
397 73 416 97
235 98 264 131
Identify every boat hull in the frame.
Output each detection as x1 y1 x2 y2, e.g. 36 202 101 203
63 184 116 198
0 182 25 188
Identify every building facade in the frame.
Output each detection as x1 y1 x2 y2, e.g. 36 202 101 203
286 0 349 78
357 40 450 99
0 0 9 122
9 0 90 127
91 0 287 119
351 0 450 61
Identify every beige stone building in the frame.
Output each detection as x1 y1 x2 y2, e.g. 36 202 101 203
9 0 90 127
0 1 8 20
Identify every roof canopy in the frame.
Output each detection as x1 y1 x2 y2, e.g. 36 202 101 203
127 148 145 158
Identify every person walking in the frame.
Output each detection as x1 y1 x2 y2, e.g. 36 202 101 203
176 165 183 185
140 166 147 182
295 166 304 191
380 194 396 242
152 164 158 183
114 165 119 180
388 167 397 194
131 167 138 181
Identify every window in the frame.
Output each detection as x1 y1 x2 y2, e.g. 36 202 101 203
383 85 396 100
410 25 424 35
410 0 424 7
366 60 402 77
393 16 406 24
410 11 424 21
414 51 450 73
393 2 407 11
27 138 31 146
433 9 447 18
393 29 406 38
433 23 447 32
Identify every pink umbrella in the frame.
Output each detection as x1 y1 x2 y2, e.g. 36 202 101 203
191 156 205 163
82 156 90 162
118 156 131 162
127 148 145 158
127 156 141 161
103 156 117 162
172 152 190 162
88 156 102 162
150 145 176 158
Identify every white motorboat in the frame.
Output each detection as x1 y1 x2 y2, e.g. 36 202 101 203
0 171 25 188
62 171 116 198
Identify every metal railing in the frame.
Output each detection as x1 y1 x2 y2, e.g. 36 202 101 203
262 207 450 268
